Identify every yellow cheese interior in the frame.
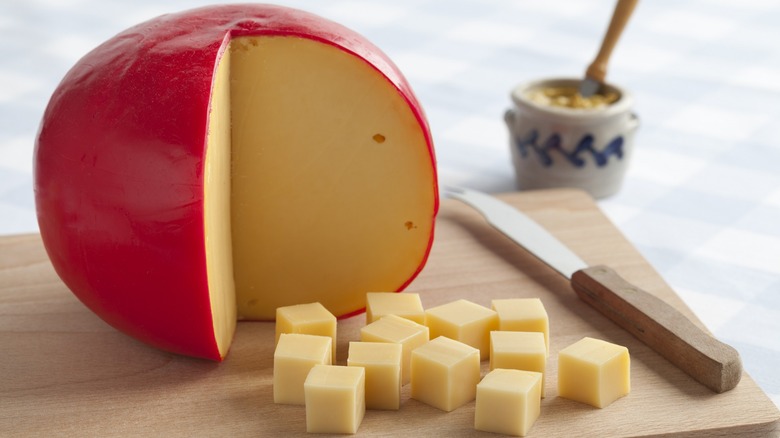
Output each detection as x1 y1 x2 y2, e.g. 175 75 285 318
424 299 498 360
360 314 429 384
365 292 425 325
347 341 402 410
275 302 337 362
474 369 542 437
230 36 434 320
304 365 366 434
273 333 333 405
204 45 237 359
557 337 630 408
409 336 481 412
489 331 547 397
203 34 436 355
492 298 550 355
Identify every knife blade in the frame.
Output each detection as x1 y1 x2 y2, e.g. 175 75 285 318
445 186 742 393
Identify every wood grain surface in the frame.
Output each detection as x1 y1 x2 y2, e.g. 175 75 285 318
1 189 778 437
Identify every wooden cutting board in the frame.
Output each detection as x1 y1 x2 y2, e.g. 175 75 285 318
1 189 778 437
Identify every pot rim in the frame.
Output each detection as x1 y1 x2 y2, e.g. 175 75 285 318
510 77 634 122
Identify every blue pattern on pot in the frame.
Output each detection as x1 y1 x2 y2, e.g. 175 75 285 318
514 129 624 167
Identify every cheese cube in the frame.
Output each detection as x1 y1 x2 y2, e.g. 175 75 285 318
276 302 337 362
304 365 365 434
491 298 549 354
558 337 630 408
410 336 480 412
360 314 429 385
474 369 542 437
425 299 498 359
490 331 547 397
365 292 425 325
273 333 332 405
347 341 403 410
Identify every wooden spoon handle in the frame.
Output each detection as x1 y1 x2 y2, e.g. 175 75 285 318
571 265 742 393
585 0 639 82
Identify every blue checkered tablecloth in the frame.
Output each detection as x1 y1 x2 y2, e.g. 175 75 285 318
1 0 778 409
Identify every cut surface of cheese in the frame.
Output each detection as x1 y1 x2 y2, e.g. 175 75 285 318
226 36 435 320
490 331 547 397
474 369 542 437
410 336 480 412
273 333 333 405
202 34 436 355
304 365 366 434
365 292 425 325
360 314 429 385
275 302 337 362
491 298 550 355
557 337 630 408
425 299 498 360
204 42 237 359
347 341 403 410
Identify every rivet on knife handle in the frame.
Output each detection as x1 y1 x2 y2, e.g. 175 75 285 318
571 265 742 393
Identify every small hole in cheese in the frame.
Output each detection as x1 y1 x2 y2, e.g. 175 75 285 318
373 133 386 143
405 221 416 230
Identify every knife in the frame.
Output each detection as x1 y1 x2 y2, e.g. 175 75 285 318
445 187 742 393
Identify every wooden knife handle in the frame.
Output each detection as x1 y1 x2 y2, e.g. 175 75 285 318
585 0 638 82
570 265 742 393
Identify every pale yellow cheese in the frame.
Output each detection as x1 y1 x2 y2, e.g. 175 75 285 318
360 314 429 385
491 298 550 354
275 302 337 362
424 299 498 359
304 365 365 434
410 336 480 412
273 333 332 405
474 369 542 437
224 36 435 320
365 292 425 325
489 331 547 397
203 38 237 359
558 337 630 408
347 341 403 410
